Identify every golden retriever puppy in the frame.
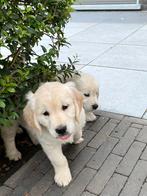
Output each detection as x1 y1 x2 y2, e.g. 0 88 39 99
70 72 99 122
23 81 85 186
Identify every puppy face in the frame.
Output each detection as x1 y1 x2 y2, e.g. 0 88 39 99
23 82 83 142
75 73 99 112
83 88 99 112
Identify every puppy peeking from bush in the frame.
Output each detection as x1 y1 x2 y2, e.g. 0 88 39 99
23 81 86 186
69 72 99 122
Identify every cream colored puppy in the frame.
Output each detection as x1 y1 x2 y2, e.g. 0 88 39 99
23 81 85 187
71 73 99 122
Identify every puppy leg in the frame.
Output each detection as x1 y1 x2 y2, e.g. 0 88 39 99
86 112 97 122
1 122 22 161
74 129 84 144
41 143 72 187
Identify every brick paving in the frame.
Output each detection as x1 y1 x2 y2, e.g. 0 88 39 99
1 111 147 196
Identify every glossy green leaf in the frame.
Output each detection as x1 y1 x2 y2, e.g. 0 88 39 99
0 100 6 108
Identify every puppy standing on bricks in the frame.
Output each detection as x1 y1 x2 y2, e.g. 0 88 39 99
70 72 99 122
23 82 86 186
0 73 99 164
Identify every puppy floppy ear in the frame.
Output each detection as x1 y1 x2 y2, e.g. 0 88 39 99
23 91 42 134
72 89 83 122
65 82 83 121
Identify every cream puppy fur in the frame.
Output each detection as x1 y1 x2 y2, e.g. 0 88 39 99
23 81 85 186
70 73 99 122
1 121 22 161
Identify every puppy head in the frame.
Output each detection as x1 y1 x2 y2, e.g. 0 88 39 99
74 73 99 112
23 82 83 143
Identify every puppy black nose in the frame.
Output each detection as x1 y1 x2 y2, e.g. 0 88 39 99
92 104 98 110
55 125 67 135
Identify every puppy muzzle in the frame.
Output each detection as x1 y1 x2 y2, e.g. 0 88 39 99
55 125 71 141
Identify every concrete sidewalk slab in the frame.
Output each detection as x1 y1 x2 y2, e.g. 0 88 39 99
64 22 97 38
70 23 143 44
59 41 113 65
90 44 147 71
122 24 147 46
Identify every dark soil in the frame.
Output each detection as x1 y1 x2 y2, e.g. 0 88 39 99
0 128 40 186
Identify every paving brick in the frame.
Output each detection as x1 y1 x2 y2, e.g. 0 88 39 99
87 137 118 170
43 184 65 196
45 147 96 196
90 116 109 132
4 150 46 189
111 117 131 138
63 168 96 196
140 146 147 161
100 173 127 196
87 154 121 195
64 130 96 160
70 147 96 178
109 119 120 124
116 141 145 176
127 117 147 126
88 121 117 149
131 123 143 129
139 182 147 196
11 168 44 194
112 127 139 156
30 169 54 196
81 191 96 196
119 160 147 196
95 110 124 120
11 186 29 196
85 121 95 130
0 186 12 196
37 156 52 174
136 126 147 143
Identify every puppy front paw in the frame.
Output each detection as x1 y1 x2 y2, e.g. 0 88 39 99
74 137 84 144
86 112 97 122
54 168 72 187
6 149 22 161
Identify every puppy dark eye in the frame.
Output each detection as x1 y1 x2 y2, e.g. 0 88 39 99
62 105 68 110
84 93 90 97
43 111 49 116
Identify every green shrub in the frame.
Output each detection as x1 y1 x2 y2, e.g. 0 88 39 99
0 0 77 127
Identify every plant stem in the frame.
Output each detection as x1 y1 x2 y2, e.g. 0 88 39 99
10 47 22 67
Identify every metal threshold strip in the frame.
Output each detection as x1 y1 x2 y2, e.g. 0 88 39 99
72 4 141 10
